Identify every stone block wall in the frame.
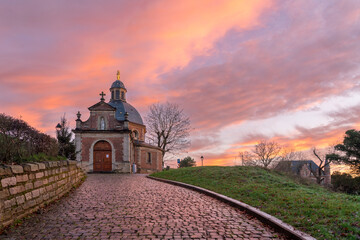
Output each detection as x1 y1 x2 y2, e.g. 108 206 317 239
0 160 85 230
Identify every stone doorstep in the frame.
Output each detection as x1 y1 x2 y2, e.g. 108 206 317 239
147 176 316 240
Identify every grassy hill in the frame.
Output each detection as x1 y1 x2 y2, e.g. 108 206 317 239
151 166 360 240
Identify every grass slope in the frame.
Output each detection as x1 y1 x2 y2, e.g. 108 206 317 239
151 166 360 240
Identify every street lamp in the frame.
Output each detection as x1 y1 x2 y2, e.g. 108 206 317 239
55 123 63 156
201 156 204 167
55 123 62 131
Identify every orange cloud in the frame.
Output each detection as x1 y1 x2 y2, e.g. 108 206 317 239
1 1 360 167
0 0 276 132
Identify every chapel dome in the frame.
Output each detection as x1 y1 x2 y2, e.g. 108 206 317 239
108 70 143 125
108 100 144 125
110 80 126 90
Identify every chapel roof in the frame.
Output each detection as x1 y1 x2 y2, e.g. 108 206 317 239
88 101 116 111
108 99 144 125
110 80 126 89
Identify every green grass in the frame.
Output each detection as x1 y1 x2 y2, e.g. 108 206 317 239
151 166 360 240
21 153 67 163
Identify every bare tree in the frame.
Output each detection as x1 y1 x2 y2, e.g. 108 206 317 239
145 102 191 162
280 148 308 161
238 151 256 166
311 147 333 184
252 140 282 168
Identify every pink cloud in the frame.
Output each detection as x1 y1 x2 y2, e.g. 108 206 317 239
0 0 360 165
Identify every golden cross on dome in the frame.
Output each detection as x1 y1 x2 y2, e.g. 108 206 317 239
99 91 106 101
117 70 120 80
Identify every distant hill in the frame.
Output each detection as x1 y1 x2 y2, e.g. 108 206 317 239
151 166 360 240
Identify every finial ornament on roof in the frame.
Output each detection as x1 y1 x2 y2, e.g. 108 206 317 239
100 91 106 101
117 70 120 80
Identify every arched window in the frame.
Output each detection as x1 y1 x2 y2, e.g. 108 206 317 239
115 90 120 99
111 91 114 100
133 130 139 139
121 91 125 100
100 117 105 130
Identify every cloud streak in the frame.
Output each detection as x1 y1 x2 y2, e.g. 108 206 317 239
0 0 359 166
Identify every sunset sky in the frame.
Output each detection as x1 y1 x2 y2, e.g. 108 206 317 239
1 1 360 167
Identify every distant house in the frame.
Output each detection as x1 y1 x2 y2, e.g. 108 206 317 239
275 160 331 185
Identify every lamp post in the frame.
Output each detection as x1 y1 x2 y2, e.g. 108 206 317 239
55 123 62 131
201 156 204 167
55 123 62 156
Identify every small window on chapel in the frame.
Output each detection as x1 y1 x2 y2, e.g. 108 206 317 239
147 152 151 164
133 130 139 139
115 90 120 99
121 91 125 100
100 117 105 130
111 91 114 100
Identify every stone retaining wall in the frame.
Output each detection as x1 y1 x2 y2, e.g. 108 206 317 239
0 160 85 230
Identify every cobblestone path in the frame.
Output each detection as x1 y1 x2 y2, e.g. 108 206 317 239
2 174 287 239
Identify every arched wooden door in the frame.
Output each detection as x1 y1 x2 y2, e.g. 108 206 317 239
93 141 112 172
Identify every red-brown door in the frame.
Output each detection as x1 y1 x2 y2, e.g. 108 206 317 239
93 141 112 172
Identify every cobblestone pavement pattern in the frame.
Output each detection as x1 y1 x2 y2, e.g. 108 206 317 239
2 174 287 239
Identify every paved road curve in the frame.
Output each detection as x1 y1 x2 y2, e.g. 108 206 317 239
2 174 287 239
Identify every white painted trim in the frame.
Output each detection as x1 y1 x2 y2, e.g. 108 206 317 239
74 133 82 162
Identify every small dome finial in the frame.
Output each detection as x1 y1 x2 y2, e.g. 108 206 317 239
117 70 120 80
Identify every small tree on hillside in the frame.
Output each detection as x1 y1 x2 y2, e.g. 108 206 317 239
56 115 75 159
311 147 334 184
252 140 282 168
239 151 256 166
327 129 360 174
179 156 196 168
145 102 191 165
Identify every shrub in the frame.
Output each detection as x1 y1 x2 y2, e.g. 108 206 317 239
331 171 360 195
22 153 66 163
179 156 196 168
0 113 59 164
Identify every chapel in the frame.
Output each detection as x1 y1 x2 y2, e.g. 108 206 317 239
73 71 163 173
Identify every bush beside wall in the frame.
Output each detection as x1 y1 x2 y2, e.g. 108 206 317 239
0 160 85 230
331 172 360 195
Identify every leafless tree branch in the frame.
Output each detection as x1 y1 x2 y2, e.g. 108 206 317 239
145 102 191 163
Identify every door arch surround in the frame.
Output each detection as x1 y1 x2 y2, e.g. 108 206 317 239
93 140 112 172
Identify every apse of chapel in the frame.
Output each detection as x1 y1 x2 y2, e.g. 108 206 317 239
129 122 146 141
